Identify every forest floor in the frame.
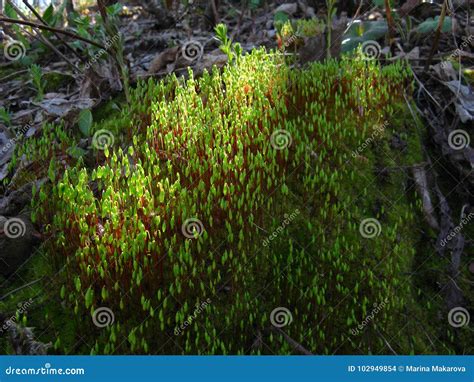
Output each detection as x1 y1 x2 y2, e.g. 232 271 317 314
0 0 473 355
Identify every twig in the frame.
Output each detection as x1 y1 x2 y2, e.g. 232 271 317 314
0 16 106 50
0 278 43 302
21 0 86 63
273 327 313 355
374 328 398 355
384 0 396 48
211 0 220 25
424 0 448 71
0 69 29 82
344 0 364 35
4 0 79 72
412 164 440 231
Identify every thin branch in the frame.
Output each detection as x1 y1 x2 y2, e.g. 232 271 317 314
0 278 42 302
424 0 448 71
273 327 313 355
0 15 106 50
3 1 79 72
22 0 86 63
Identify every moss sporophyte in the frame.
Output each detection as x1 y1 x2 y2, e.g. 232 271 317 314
26 48 428 354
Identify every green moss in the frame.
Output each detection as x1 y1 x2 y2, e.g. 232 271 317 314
7 48 464 355
43 71 75 93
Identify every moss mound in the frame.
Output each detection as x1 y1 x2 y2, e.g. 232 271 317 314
5 49 450 354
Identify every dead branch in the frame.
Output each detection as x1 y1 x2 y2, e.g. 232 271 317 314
0 16 106 50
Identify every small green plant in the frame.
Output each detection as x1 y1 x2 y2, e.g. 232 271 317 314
0 107 12 126
326 0 337 59
214 23 242 63
29 64 46 101
296 18 325 37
